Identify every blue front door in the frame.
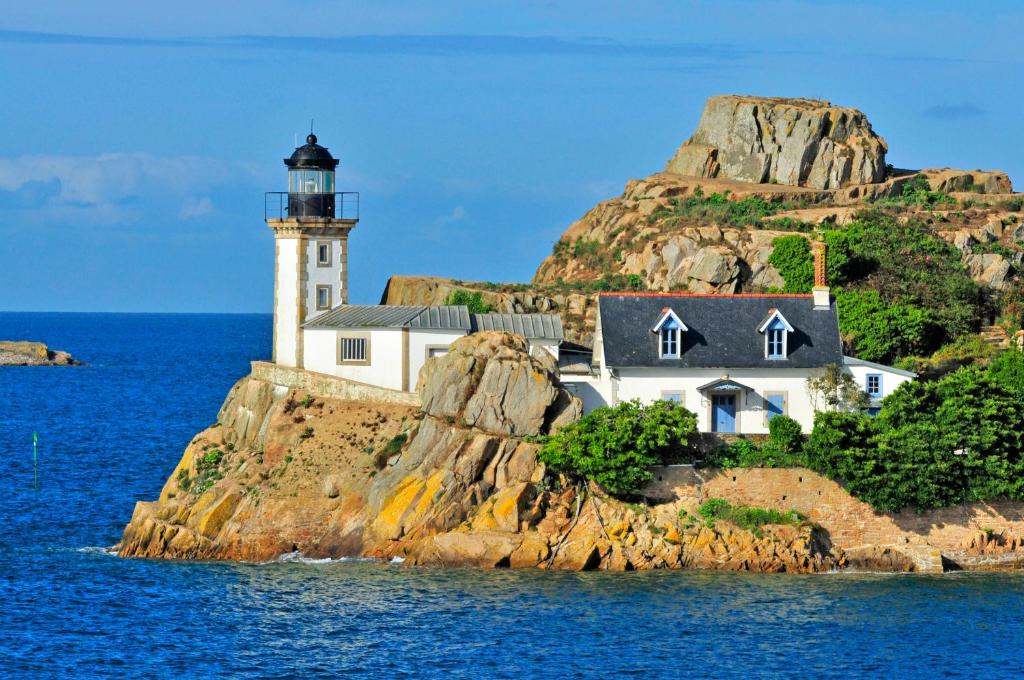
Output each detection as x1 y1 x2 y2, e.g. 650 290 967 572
713 395 736 433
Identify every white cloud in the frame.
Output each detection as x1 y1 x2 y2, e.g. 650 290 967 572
0 153 258 225
178 196 215 220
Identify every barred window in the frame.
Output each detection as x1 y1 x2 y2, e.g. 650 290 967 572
340 337 367 362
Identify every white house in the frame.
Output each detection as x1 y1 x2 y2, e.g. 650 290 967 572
559 287 915 435
842 355 917 414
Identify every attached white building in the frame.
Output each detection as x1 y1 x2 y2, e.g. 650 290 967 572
301 305 563 392
842 355 917 415
560 291 914 435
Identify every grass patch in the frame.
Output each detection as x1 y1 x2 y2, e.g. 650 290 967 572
697 498 804 537
648 188 811 229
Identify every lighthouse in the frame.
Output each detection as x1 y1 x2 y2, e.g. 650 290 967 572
266 133 359 367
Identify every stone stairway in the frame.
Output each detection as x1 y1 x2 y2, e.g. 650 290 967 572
980 325 1010 349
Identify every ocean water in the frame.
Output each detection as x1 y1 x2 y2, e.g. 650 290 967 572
1 312 1023 679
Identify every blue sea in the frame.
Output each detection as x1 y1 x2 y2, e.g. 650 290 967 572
1 312 1023 678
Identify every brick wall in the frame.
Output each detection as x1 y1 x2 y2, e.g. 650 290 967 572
644 466 1024 550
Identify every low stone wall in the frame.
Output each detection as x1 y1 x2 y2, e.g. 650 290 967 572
250 361 421 406
644 466 1024 552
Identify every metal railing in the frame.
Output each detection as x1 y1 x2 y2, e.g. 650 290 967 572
264 192 360 220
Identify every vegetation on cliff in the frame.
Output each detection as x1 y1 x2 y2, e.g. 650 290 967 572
766 209 991 364
538 399 697 495
804 354 1024 511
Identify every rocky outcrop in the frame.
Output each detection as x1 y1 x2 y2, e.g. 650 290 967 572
666 96 888 189
118 332 583 563
115 330 845 572
922 168 1013 195
116 332 1024 571
0 341 81 366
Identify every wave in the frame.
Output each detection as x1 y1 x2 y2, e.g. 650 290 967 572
77 546 118 556
272 551 385 565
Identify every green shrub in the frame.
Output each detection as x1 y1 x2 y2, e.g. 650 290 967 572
768 235 814 293
539 399 698 496
383 432 408 456
836 290 936 364
875 175 955 208
841 211 988 344
444 290 495 314
697 498 733 523
768 415 804 454
196 448 224 472
805 368 1024 511
709 436 806 468
987 350 1024 395
697 498 803 536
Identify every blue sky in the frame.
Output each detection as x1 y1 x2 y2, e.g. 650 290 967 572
1 1 1022 312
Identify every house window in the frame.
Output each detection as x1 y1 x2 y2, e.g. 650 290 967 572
767 329 785 358
315 285 331 310
759 311 793 360
426 346 449 359
866 373 882 397
652 308 686 359
660 319 681 358
764 391 787 426
661 390 684 404
316 241 331 267
338 335 369 364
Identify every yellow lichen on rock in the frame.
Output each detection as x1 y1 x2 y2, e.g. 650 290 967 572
198 491 241 539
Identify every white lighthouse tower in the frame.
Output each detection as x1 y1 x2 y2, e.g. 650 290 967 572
266 133 359 367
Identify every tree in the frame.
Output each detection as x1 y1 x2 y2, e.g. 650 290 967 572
539 399 698 496
806 363 869 412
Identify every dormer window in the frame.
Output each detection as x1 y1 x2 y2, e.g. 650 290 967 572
758 309 794 360
767 325 785 358
652 307 687 359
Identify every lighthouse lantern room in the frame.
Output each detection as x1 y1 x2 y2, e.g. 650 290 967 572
266 131 358 368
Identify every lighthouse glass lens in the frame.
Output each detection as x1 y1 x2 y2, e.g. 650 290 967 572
324 172 334 193
303 170 322 193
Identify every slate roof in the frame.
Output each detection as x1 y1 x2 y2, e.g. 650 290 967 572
303 306 564 339
303 305 471 330
598 293 843 369
471 313 564 340
843 355 917 378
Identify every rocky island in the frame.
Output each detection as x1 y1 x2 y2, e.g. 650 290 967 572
119 95 1024 573
0 341 81 366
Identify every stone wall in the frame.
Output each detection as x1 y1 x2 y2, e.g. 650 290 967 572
250 361 421 406
644 466 1024 551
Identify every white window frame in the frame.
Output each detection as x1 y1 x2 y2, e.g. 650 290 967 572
337 332 371 365
652 308 687 359
766 328 786 359
758 309 794 360
866 373 882 397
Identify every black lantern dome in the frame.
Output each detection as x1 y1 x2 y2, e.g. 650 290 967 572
284 133 339 218
284 134 340 171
